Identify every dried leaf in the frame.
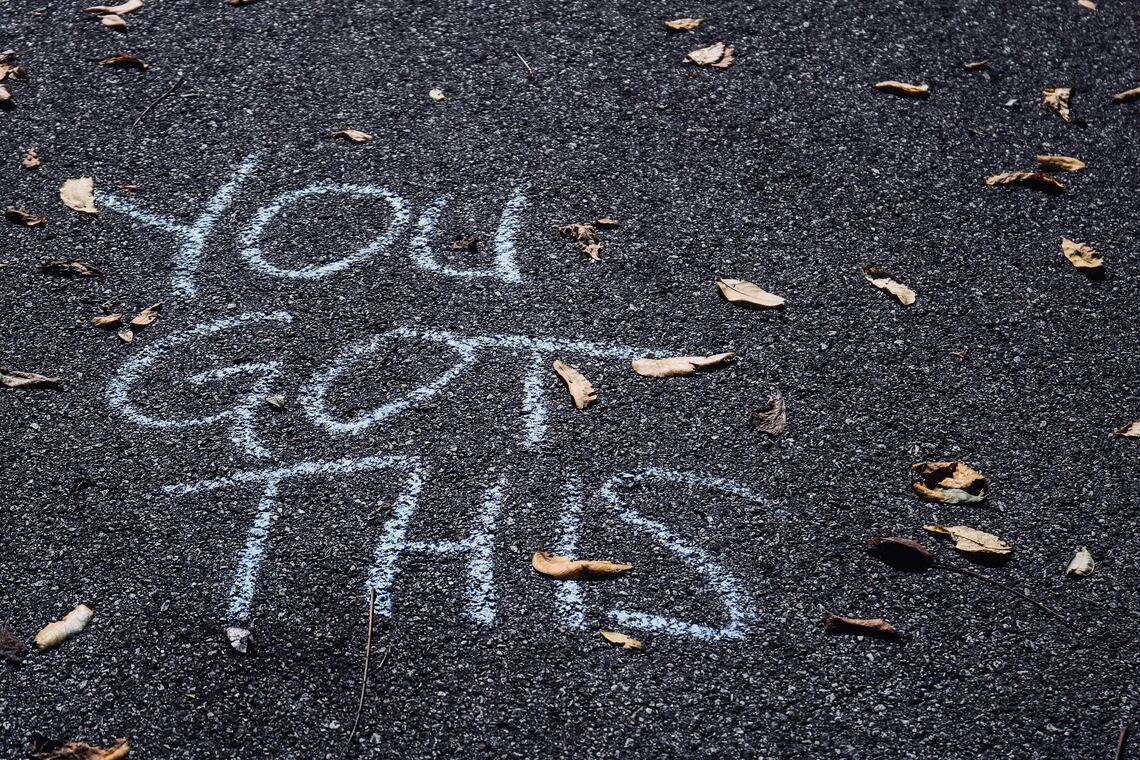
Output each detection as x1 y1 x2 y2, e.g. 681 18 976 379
963 60 989 71
983 171 1064 194
1112 421 1140 438
750 391 786 437
684 41 734 68
911 461 987 503
5 206 46 227
226 0 259 5
631 352 734 378
129 302 163 328
558 223 601 261
599 630 642 650
0 84 12 105
715 277 785 308
428 88 445 101
532 550 631 580
83 0 143 14
35 604 93 650
1035 154 1086 172
865 536 934 572
22 147 40 169
860 265 915 305
28 735 130 760
1112 86 1140 104
40 260 104 277
225 626 252 654
664 17 704 32
822 613 900 639
100 14 128 29
1043 87 1071 122
553 360 596 409
332 129 374 143
60 177 98 213
0 622 30 666
1061 237 1103 270
594 217 619 228
923 524 1011 555
97 53 147 70
911 482 986 504
449 237 477 252
265 393 286 409
117 327 134 343
0 366 60 389
91 313 123 328
873 80 929 97
1065 546 1095 577
1077 0 1096 9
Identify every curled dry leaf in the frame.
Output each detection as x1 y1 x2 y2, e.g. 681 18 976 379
599 630 642 650
873 80 929 97
1077 0 1096 10
1 622 30 666
553 360 596 409
822 613 900 639
60 177 98 213
923 524 1011 556
83 0 143 14
558 223 601 261
594 217 619 228
1035 154 1086 172
40 260 104 277
750 390 786 437
860 265 915 306
631 352 734 378
1065 546 1095 577
226 626 252 654
1061 237 1103 270
117 327 134 343
1112 421 1140 438
664 17 704 32
983 171 1064 194
332 129 374 143
28 735 130 760
684 41 734 68
963 60 989 71
715 277 785 308
1043 87 1071 122
532 550 631 580
100 14 128 30
911 460 987 504
129 302 163 328
428 88 445 101
5 206 46 227
97 53 147 69
0 366 60 389
1112 86 1140 104
865 537 934 572
22 147 40 169
35 604 93 650
91 313 123 328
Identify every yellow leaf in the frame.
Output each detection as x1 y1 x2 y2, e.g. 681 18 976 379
532 550 631 580
35 604 93 650
923 524 1011 555
1035 154 1086 172
1061 237 1103 270
1113 86 1140 104
630 352 734 378
860 265 915 306
332 129 374 143
1043 87 1071 122
60 178 98 214
664 17 703 31
599 630 642 650
715 277 785 308
553 360 596 409
129 302 163 328
873 80 929 97
984 171 1064 194
684 42 734 68
91 313 123 327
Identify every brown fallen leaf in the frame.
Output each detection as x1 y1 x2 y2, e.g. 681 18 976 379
665 17 704 32
1043 87 1071 121
631 352 734 378
60 177 98 213
100 14 128 30
873 80 929 97
0 366 60 389
860 265 915 305
1 622 30 666
83 0 143 13
1112 421 1140 438
1112 86 1140 104
923 524 1011 555
865 536 934 571
558 223 601 261
599 630 642 650
21 147 40 169
129 302 163 328
1035 154 1086 172
594 217 619 228
684 41 734 68
532 550 631 580
1061 237 1103 270
97 53 147 70
1077 0 1096 9
911 460 987 504
91 313 123 328
0 84 12 106
28 735 130 760
35 604 93 650
983 171 1064 194
332 129 374 143
553 360 596 409
963 60 989 71
449 237 477 253
750 390 786 437
5 206 46 227
822 612 900 639
117 327 134 343
715 277 785 308
40 260 104 277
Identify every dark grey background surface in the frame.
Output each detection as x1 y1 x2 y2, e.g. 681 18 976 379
2 0 1139 757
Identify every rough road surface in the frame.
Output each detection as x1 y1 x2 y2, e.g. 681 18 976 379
2 0 1139 757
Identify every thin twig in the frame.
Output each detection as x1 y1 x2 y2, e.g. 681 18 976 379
938 564 1066 622
1117 720 1131 760
513 48 534 77
133 72 185 128
346 588 377 752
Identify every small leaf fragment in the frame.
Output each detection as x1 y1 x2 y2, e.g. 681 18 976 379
553 360 596 409
822 613 900 639
97 53 147 69
5 206 46 227
1112 86 1140 104
715 277 785 308
860 265 915 305
91 313 123 328
664 17 703 32
35 604 93 651
100 14 128 30
226 0 259 5
1112 421 1140 438
60 177 98 213
684 41 734 68
1077 0 1096 9
1061 237 1103 270
532 550 631 580
750 390 786 437
28 734 130 760
631 352 734 378
332 129 374 143
1065 546 1094 577
21 147 40 169
599 630 642 650
117 327 134 343
963 60 989 71
0 84 11 106
1035 154 1086 172
428 88 445 101
83 0 143 14
0 366 60 389
911 460 987 503
265 393 286 409
129 302 163 328
923 524 1011 556
1043 87 1071 122
558 223 602 261
983 171 1064 194
873 80 929 97
40 259 104 277
865 537 934 572
225 626 252 654
1 622 30 666
594 217 619 228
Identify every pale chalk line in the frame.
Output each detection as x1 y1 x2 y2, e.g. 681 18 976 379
554 474 587 629
408 188 526 283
